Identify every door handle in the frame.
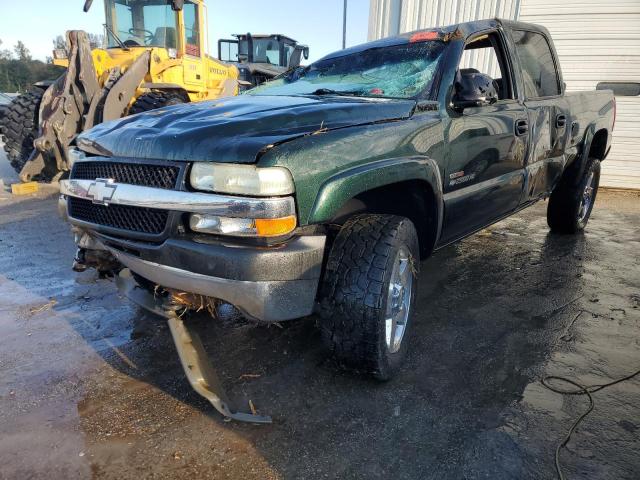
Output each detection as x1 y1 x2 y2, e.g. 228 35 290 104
556 114 567 128
515 119 529 136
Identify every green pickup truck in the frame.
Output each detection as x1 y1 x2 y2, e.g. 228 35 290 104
59 19 615 422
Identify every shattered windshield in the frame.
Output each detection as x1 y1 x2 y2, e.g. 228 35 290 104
247 41 446 99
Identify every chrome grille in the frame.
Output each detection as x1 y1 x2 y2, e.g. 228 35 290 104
71 161 180 189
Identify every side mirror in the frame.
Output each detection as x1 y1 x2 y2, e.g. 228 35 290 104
171 0 184 11
83 0 93 12
452 71 499 112
303 46 309 60
596 82 640 97
451 95 496 112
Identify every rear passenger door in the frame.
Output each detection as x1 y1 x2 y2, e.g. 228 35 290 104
441 30 529 244
510 29 570 201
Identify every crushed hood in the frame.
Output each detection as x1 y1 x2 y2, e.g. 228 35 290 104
77 94 417 163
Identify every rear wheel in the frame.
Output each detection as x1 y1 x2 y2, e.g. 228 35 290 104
319 214 420 380
547 157 601 233
128 91 188 115
0 89 44 174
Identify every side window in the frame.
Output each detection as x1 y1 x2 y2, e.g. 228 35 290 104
253 39 280 65
219 40 238 62
183 1 200 56
512 30 560 98
458 32 513 100
113 3 133 42
284 43 295 66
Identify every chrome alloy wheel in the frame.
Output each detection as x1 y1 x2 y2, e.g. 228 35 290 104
385 247 413 353
578 171 596 223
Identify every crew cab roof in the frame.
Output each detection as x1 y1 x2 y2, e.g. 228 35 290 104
317 18 551 62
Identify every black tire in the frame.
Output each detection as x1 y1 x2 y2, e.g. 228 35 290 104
547 157 601 234
319 214 420 380
0 89 44 174
128 91 188 115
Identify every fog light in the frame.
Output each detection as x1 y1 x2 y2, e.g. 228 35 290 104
189 214 296 237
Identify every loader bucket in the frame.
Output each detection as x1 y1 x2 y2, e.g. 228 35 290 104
20 30 150 182
20 31 100 182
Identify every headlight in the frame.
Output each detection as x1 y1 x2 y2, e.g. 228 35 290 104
190 213 297 237
190 163 294 196
67 147 86 167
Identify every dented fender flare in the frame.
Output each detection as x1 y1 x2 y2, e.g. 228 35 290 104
576 124 597 183
307 156 444 237
573 122 609 186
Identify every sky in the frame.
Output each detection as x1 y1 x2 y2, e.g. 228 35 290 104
0 0 371 63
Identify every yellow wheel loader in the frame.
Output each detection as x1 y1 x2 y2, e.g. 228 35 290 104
0 0 307 182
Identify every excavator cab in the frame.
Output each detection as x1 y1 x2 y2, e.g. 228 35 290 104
218 34 309 89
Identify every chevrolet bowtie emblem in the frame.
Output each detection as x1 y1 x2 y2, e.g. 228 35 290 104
87 178 117 205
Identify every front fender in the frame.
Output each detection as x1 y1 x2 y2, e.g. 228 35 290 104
308 156 444 228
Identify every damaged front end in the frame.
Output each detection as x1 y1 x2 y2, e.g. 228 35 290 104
59 154 325 424
68 228 273 423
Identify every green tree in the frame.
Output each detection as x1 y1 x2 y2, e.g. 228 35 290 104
0 39 13 61
0 39 64 92
53 35 66 50
13 41 31 61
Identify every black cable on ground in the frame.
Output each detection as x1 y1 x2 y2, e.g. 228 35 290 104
541 368 640 480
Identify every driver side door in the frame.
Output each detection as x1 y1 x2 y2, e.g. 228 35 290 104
440 30 529 244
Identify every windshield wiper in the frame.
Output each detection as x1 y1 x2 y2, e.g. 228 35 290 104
309 88 364 97
104 23 129 51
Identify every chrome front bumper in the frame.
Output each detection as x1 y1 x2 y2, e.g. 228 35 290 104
59 179 296 218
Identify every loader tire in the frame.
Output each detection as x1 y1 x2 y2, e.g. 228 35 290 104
128 91 188 115
319 214 420 381
0 89 44 174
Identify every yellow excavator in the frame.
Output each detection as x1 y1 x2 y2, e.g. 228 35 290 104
0 0 308 182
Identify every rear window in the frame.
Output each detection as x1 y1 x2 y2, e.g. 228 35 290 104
512 30 560 98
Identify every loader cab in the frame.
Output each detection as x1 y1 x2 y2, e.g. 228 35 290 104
218 34 309 69
103 0 206 58
104 0 180 51
218 34 309 89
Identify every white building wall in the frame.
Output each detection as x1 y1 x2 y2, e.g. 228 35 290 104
368 0 640 189
368 0 521 40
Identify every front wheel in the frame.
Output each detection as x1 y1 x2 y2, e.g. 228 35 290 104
319 214 420 380
547 157 601 233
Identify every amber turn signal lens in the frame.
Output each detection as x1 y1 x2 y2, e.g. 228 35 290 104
255 216 297 237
